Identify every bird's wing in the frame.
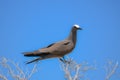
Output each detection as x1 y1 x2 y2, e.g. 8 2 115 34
44 40 74 55
46 43 55 48
26 57 40 64
24 40 73 57
23 43 56 57
63 41 70 45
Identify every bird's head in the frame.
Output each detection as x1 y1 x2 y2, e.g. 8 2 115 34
73 24 82 30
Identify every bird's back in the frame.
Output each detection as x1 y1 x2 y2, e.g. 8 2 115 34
40 40 75 56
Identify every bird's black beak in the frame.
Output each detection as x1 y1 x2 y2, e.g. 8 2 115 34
78 27 82 30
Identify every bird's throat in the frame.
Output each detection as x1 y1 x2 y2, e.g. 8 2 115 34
68 29 77 45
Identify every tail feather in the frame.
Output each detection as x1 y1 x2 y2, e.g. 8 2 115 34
26 54 50 64
23 52 37 57
26 58 41 64
23 52 50 57
23 52 52 64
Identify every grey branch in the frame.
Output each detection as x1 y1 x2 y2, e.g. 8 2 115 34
0 57 37 80
105 61 119 80
0 74 7 80
60 58 94 80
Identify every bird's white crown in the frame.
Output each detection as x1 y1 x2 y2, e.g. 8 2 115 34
74 24 80 28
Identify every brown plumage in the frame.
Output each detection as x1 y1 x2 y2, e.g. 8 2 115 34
23 24 82 64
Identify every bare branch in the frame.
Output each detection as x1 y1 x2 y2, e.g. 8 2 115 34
60 58 94 80
0 57 37 80
28 63 37 79
0 74 7 80
73 64 81 80
61 59 72 80
105 61 119 80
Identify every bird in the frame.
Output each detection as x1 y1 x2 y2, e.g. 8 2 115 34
23 24 82 64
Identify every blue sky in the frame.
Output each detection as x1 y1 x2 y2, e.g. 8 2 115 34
0 0 120 80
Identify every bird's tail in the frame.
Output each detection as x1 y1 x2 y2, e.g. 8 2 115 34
23 52 36 57
23 52 50 57
26 57 41 64
26 55 50 64
23 52 52 64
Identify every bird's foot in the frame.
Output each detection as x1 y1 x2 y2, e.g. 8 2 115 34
59 57 71 64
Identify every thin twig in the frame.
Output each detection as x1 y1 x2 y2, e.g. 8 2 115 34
0 57 37 80
0 74 8 80
105 61 119 80
28 63 37 79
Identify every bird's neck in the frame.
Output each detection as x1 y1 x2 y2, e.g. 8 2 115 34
67 29 77 45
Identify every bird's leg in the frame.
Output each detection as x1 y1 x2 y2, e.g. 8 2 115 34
59 56 68 63
60 56 72 64
63 56 67 62
59 57 64 62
